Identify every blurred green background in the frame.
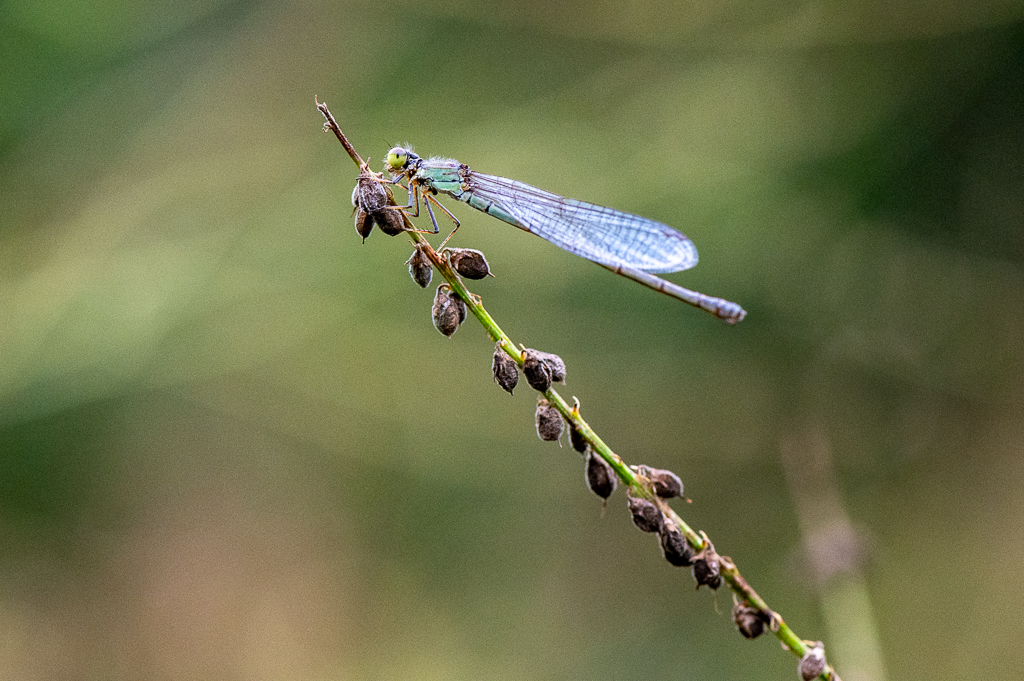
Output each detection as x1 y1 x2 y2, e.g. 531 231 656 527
3 1 1023 679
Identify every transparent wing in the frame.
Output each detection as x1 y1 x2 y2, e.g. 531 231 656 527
467 172 698 273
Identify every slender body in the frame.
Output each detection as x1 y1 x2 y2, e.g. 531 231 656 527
384 147 745 323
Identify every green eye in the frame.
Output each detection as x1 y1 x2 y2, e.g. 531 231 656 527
386 147 408 171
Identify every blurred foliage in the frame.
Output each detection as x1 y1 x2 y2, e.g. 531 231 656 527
2 1 1024 679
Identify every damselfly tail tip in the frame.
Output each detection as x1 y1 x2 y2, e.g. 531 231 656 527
722 306 747 324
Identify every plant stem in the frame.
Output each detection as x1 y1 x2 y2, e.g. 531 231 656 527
317 99 841 681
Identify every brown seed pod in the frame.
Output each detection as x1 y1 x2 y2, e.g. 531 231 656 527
352 174 390 214
626 491 664 533
535 397 564 443
446 248 492 279
658 521 695 567
492 342 519 395
432 285 463 338
353 206 375 241
532 350 566 383
585 449 617 499
691 539 723 590
521 349 553 392
798 642 826 681
636 465 684 499
568 422 588 454
731 602 767 640
455 293 467 325
374 206 406 236
406 247 433 288
351 177 406 237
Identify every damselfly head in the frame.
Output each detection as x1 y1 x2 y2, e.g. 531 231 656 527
386 146 417 172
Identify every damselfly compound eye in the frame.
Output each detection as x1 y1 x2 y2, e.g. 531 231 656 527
386 147 409 171
585 449 617 499
626 491 664 533
535 397 564 443
406 247 433 288
492 343 519 395
659 521 694 567
445 248 492 279
432 285 463 338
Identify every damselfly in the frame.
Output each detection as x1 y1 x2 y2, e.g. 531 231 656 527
382 147 745 323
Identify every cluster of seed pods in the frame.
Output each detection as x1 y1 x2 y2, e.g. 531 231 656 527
408 246 493 338
403 239 829 677
334 111 833 681
352 172 404 240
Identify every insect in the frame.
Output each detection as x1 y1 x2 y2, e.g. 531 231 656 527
382 146 745 323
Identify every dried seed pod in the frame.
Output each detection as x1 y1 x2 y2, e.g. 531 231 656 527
352 174 390 214
691 540 723 590
351 176 406 237
354 205 374 240
568 422 588 454
455 293 467 325
693 557 722 590
446 248 492 279
521 349 553 392
432 285 463 338
374 206 406 236
658 522 695 567
636 465 684 499
798 642 826 681
535 397 564 443
585 449 617 499
532 350 566 383
732 602 766 640
492 343 519 395
406 247 433 288
626 491 664 533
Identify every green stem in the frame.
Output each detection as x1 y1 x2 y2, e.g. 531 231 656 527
317 100 840 681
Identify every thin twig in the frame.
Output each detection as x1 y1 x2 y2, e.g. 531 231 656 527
316 96 364 168
316 100 841 681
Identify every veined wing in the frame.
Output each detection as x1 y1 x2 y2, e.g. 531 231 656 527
466 172 698 273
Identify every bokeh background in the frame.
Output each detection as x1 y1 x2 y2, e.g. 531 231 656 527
3 1 1023 679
